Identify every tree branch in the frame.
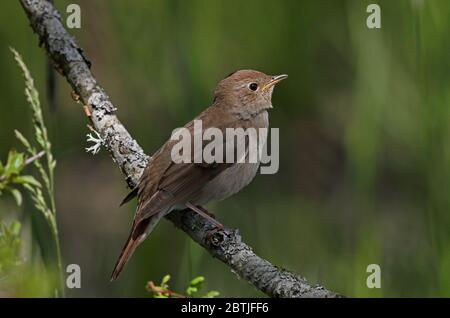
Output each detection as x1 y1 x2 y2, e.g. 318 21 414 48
19 0 341 298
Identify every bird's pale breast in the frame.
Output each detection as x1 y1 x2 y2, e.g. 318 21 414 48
192 110 269 205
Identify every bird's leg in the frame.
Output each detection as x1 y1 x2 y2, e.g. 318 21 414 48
186 202 223 229
195 205 217 219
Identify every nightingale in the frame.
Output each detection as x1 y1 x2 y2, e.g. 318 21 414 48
111 70 287 280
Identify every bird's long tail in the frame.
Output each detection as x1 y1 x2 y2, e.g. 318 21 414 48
110 213 163 281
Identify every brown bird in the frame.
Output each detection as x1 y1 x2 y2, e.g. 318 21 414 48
111 70 287 280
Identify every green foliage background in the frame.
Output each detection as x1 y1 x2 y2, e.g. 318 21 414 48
1 0 450 297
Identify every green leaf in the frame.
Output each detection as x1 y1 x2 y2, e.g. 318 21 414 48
202 290 220 298
14 130 32 151
13 175 42 188
190 276 204 287
10 151 24 171
22 183 35 193
161 275 171 285
6 150 25 175
186 286 198 296
9 188 23 206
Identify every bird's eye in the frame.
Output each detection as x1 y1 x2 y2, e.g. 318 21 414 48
249 83 258 91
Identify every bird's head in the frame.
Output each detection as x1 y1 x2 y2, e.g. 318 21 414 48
213 69 288 118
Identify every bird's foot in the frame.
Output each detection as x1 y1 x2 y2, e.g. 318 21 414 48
205 227 226 246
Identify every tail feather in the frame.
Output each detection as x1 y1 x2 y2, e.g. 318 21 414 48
110 235 140 281
110 218 149 281
110 212 165 281
120 187 139 207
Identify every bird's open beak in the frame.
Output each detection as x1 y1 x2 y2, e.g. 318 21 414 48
262 74 288 91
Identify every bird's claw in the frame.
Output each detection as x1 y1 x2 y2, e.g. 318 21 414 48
205 226 225 246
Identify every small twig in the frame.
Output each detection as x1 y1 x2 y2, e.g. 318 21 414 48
146 281 186 298
24 150 45 166
86 124 96 132
70 90 81 103
83 105 92 118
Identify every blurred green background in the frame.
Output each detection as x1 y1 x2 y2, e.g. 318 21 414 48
1 0 450 297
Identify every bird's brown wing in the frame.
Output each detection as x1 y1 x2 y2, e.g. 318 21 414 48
135 108 238 222
138 161 231 220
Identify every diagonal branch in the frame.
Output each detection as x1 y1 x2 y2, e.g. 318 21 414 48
19 0 341 298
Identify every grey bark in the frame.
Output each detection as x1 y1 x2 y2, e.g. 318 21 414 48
19 0 341 298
